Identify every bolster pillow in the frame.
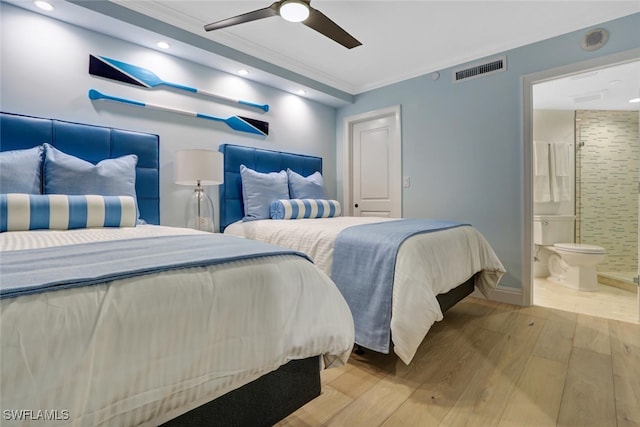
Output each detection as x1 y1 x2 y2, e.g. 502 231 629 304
0 194 137 232
270 199 341 220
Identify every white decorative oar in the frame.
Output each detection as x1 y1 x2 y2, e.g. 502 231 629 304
89 55 270 112
88 89 268 136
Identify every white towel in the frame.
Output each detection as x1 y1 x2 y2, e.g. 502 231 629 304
550 143 572 201
533 141 549 176
553 143 570 177
534 176 551 202
533 141 551 202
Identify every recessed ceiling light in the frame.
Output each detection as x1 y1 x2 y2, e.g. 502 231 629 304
296 89 307 96
156 41 170 49
238 69 249 76
34 1 54 11
629 97 640 103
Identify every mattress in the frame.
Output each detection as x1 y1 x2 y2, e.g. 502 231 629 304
225 217 506 363
0 225 354 426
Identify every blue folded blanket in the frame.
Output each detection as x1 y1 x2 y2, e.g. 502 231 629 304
1 234 310 299
331 219 469 353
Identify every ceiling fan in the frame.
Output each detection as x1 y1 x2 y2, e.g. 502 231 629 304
203 0 362 49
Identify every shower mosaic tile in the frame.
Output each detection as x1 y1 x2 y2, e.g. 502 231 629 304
575 110 639 272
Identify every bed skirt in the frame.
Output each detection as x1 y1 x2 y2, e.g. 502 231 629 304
436 274 476 313
161 356 321 427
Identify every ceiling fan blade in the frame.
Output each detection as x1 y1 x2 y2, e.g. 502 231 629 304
204 3 279 32
303 6 362 49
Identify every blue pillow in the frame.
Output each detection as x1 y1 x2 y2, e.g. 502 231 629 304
270 199 341 220
240 165 289 221
0 194 137 232
287 169 327 199
0 146 43 194
43 143 139 219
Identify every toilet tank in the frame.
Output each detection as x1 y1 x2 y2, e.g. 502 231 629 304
533 215 575 245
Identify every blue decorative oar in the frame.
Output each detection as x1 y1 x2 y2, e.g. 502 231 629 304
89 89 268 136
89 55 270 112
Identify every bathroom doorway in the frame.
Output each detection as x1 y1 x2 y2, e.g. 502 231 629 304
528 56 639 323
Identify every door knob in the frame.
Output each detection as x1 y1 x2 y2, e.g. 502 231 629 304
354 203 359 208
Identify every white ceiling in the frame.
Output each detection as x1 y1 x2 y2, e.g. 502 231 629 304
533 60 640 110
5 0 640 109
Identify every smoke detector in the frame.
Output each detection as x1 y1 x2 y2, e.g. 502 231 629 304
581 28 608 51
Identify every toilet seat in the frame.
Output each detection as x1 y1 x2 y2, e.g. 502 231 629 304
553 243 606 254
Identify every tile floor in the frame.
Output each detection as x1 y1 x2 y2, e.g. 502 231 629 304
533 277 639 324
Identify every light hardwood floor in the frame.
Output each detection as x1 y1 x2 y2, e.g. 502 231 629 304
276 297 640 427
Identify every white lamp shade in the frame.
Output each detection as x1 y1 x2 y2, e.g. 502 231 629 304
174 149 223 186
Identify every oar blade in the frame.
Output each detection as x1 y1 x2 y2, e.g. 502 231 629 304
225 116 269 136
89 55 147 88
239 116 269 135
90 55 165 88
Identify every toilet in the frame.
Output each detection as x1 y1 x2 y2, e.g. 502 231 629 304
533 215 606 292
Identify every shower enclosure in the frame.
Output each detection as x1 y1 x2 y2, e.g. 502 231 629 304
575 110 639 290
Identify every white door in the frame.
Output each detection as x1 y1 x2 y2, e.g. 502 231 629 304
344 106 402 217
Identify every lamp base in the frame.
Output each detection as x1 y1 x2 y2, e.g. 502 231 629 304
186 186 215 232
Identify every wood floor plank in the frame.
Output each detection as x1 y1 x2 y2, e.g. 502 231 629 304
326 359 386 400
496 355 567 427
438 311 544 427
557 347 616 427
320 362 351 384
531 309 577 363
573 314 611 355
382 326 504 427
274 384 352 427
279 298 636 427
609 319 640 427
325 375 419 427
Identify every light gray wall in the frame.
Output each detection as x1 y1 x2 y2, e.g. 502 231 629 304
336 12 640 290
0 3 337 228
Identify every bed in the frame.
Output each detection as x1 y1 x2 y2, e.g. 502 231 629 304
0 112 355 427
219 143 506 365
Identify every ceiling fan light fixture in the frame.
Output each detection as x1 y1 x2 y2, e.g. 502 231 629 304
34 1 54 11
279 0 309 23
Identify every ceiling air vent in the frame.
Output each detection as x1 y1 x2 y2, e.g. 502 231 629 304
453 56 507 83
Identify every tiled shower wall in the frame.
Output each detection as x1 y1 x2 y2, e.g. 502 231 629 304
575 110 639 272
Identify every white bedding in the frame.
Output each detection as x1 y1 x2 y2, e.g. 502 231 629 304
0 225 355 426
225 217 506 364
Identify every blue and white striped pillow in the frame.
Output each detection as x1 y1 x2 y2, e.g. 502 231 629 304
0 194 137 232
270 199 341 220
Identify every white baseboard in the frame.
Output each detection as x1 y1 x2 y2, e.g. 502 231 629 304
470 285 525 306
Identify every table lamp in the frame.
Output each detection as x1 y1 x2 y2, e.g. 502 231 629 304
174 149 223 232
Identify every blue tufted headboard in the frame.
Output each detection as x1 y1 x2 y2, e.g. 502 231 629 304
0 112 160 224
218 143 322 232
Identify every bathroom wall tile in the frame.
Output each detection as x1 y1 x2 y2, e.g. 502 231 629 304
576 110 639 272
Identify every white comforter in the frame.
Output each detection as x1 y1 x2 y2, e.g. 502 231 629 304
0 225 354 426
225 217 506 364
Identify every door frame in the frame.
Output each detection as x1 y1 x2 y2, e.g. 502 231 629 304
342 105 402 216
521 47 640 306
